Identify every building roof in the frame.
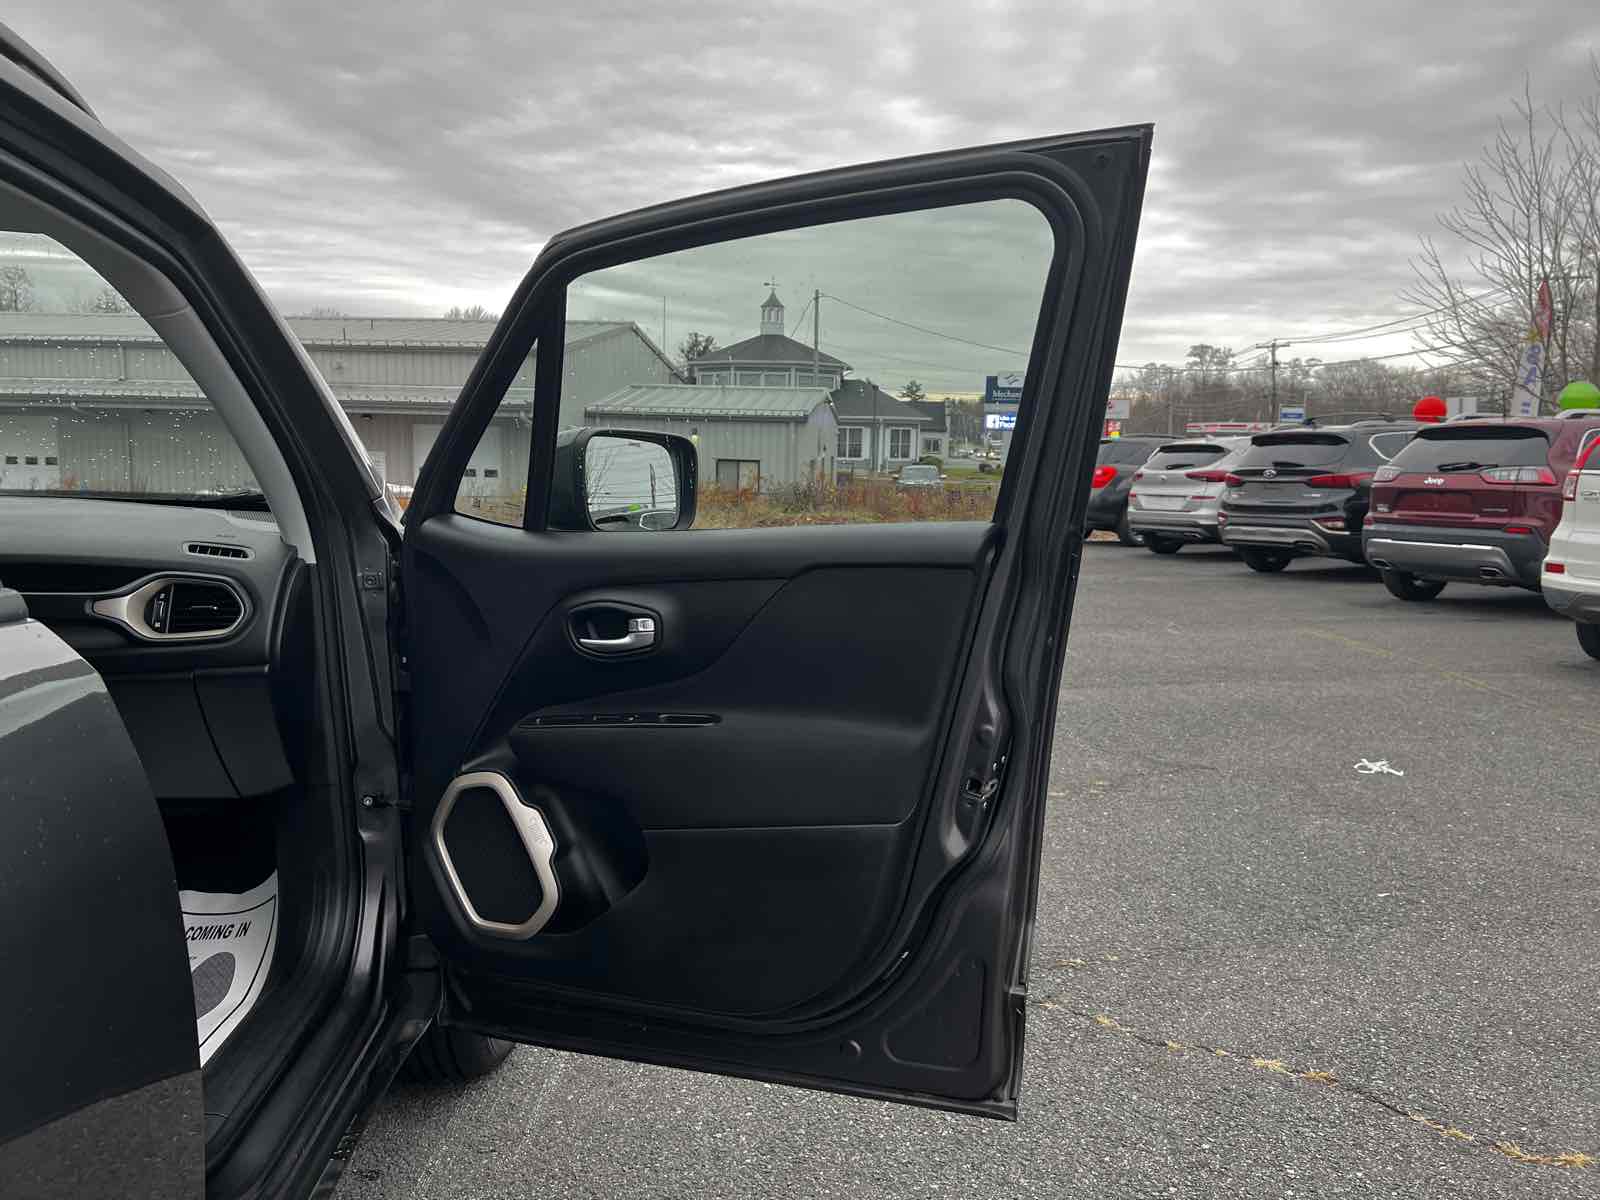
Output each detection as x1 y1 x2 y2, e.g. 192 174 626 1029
0 377 535 415
586 384 833 421
694 333 849 369
830 379 930 423
0 312 633 350
906 399 947 432
763 289 783 309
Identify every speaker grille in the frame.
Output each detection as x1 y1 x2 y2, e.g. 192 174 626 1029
439 786 544 925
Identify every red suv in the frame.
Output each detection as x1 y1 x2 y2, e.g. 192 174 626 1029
1363 414 1600 600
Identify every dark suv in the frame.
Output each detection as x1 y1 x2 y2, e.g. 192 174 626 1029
1218 422 1420 572
1363 415 1600 600
1085 434 1167 544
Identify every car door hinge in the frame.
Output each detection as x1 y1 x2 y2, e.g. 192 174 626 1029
359 567 386 591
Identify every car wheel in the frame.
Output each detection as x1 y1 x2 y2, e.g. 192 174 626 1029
1577 622 1600 661
1115 510 1143 546
1239 547 1291 573
1145 535 1183 555
1381 570 1447 602
400 1026 514 1085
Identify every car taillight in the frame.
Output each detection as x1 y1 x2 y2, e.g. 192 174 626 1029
1363 514 1375 527
1563 471 1580 501
1185 469 1229 482
1224 473 1244 487
1306 472 1373 488
1373 465 1400 482
1132 469 1145 480
1480 466 1558 485
1546 560 1566 574
1217 510 1229 524
1505 525 1537 536
1091 465 1117 488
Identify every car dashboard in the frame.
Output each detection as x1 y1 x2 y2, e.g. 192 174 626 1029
1 496 312 802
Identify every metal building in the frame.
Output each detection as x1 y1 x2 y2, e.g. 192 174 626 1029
584 385 838 491
0 313 679 495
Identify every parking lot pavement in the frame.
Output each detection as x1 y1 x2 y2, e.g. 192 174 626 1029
336 544 1600 1199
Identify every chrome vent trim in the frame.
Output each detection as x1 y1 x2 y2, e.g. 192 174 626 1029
91 574 248 642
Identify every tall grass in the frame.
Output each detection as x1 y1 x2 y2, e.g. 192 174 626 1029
697 478 995 528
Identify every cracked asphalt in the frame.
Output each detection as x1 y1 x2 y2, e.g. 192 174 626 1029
337 542 1600 1198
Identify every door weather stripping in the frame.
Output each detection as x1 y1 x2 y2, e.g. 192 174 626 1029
430 771 560 938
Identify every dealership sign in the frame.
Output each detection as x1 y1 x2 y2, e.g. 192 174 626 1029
984 373 1024 406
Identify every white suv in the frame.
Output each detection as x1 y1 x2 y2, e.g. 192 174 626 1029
1542 428 1600 659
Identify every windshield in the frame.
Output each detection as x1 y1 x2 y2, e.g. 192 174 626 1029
1389 426 1551 471
0 232 265 506
1144 443 1229 471
1234 433 1350 470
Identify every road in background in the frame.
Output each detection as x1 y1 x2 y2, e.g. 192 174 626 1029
338 545 1599 1198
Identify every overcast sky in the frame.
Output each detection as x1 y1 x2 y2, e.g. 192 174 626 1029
9 1 1600 393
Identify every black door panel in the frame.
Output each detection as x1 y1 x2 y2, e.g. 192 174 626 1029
406 518 994 1018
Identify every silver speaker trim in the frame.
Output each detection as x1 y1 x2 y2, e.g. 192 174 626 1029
431 770 560 938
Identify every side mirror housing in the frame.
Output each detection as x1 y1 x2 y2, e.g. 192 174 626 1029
548 428 698 532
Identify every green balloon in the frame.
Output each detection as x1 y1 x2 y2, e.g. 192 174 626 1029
1558 379 1600 409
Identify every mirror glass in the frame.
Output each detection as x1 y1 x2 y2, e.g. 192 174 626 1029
585 435 679 531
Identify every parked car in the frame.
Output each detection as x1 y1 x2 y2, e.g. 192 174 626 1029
1126 437 1247 553
1543 428 1600 658
0 26 1150 1197
1217 422 1420 572
1085 435 1168 544
896 463 944 490
1364 414 1600 600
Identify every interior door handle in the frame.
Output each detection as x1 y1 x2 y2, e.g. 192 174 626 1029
575 615 657 654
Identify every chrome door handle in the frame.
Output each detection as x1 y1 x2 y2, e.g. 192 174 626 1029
576 615 657 654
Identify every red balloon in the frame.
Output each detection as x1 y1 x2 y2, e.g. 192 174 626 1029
1413 395 1446 423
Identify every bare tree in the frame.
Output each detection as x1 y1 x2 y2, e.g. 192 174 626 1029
0 265 33 311
88 287 131 314
303 305 347 319
445 304 500 321
1406 72 1600 408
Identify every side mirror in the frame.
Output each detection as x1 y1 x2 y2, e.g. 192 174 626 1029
548 428 698 532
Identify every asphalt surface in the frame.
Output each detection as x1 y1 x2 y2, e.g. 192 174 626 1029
337 543 1600 1198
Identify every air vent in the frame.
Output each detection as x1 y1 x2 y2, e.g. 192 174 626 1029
185 541 252 560
140 580 244 636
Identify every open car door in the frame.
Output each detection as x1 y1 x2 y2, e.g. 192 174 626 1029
401 127 1150 1117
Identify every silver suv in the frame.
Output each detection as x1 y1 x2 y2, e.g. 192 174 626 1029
1126 438 1246 553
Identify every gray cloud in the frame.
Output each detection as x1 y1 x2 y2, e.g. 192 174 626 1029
9 0 1600 390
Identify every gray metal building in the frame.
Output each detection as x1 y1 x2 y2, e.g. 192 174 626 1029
584 385 838 491
0 313 679 495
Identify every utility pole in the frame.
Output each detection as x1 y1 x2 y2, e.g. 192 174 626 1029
661 297 667 356
1269 339 1280 422
812 288 820 389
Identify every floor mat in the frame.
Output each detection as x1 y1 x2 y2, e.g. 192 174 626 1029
182 871 278 1066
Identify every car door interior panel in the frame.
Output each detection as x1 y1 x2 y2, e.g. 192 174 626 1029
406 519 996 1014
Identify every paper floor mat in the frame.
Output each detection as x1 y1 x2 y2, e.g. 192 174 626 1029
182 871 278 1066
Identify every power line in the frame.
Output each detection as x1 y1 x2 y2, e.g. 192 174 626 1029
786 294 814 339
819 292 1028 357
